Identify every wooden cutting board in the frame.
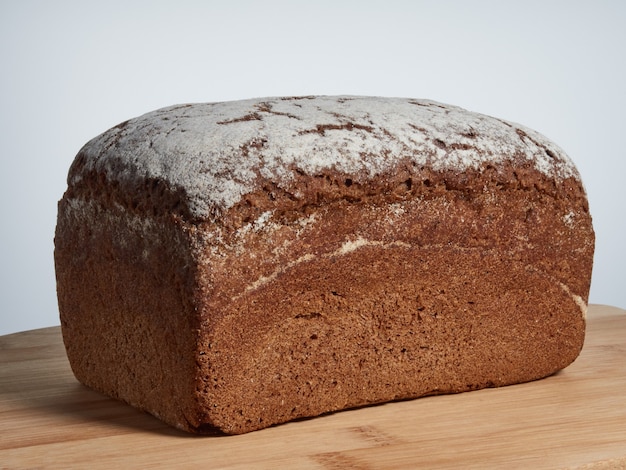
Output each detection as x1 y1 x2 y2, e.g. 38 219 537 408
1 304 625 469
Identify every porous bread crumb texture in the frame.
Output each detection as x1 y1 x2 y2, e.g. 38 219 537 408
66 95 579 222
55 96 594 435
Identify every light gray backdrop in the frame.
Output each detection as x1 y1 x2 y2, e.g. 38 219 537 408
1 0 624 335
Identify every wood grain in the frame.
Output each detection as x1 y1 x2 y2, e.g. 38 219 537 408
1 305 625 469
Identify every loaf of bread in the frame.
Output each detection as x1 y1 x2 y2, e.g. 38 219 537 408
55 96 594 434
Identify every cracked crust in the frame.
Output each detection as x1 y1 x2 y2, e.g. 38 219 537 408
66 96 579 221
55 96 594 434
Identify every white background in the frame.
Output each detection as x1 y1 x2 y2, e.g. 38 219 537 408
1 0 624 336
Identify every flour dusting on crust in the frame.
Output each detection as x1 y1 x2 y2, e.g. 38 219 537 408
71 96 578 219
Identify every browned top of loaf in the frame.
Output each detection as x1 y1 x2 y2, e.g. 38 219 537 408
66 96 581 222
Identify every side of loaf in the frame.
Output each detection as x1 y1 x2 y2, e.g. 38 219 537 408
54 96 594 434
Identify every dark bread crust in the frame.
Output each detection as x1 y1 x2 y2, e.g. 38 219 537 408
192 165 591 434
55 97 594 434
